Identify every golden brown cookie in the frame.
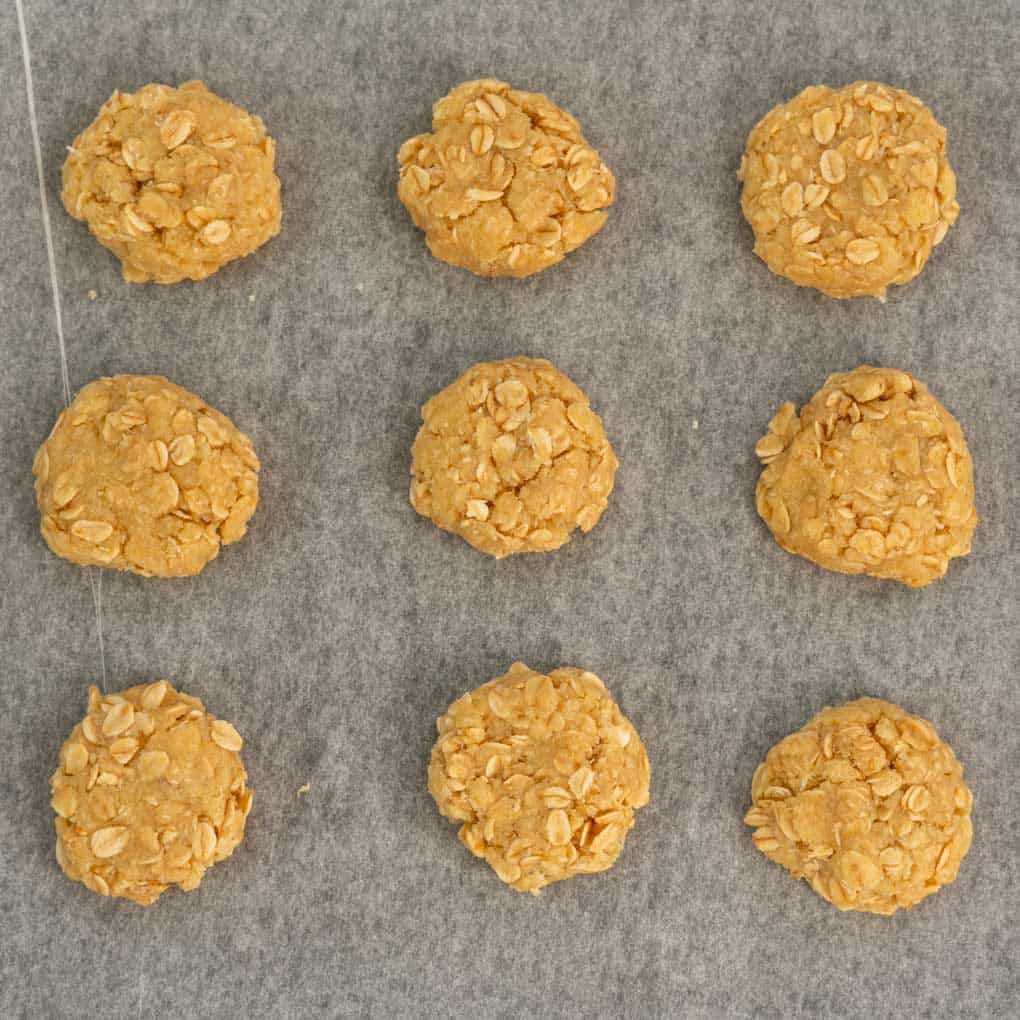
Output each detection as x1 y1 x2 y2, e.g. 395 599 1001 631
62 80 281 283
755 366 977 587
397 78 614 277
429 662 650 894
738 81 958 298
745 698 973 915
410 357 617 557
50 681 253 905
33 375 259 577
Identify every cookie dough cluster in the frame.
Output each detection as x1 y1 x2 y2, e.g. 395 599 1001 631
429 663 650 893
62 80 281 283
38 72 984 916
410 357 618 557
51 682 252 905
397 79 614 277
739 81 958 298
755 366 977 587
745 698 973 915
33 375 259 577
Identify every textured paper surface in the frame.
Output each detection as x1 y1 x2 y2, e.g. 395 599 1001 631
2 1 1018 1017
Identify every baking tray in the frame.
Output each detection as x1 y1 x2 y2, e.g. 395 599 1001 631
2 1 1017 1016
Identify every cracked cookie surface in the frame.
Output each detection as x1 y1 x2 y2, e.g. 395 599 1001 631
34 374 259 577
429 662 650 894
397 78 614 277
62 80 281 283
739 81 958 298
745 698 973 915
755 366 976 587
51 681 252 905
410 357 617 557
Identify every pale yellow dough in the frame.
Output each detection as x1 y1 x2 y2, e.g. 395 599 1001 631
429 662 650 894
410 357 618 557
33 375 259 577
398 78 614 277
745 698 973 915
739 81 958 298
755 366 977 587
62 80 281 283
51 681 252 905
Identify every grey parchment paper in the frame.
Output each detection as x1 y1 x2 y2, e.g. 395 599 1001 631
2 1 1018 1017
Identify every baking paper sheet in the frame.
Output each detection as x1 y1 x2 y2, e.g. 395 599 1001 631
2 1 1017 1017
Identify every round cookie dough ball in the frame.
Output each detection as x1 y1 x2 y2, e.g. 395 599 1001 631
745 698 973 915
429 662 650 894
738 81 958 298
410 357 618 557
755 366 977 587
397 78 614 277
62 80 281 283
33 374 260 577
50 681 253 905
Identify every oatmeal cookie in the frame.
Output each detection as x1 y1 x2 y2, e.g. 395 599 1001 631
33 375 259 577
410 357 617 557
755 366 976 587
62 80 281 283
397 78 614 277
51 681 253 905
745 698 973 915
738 81 958 298
429 662 650 894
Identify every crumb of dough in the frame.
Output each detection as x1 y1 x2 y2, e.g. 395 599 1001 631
397 78 614 277
50 681 252 905
755 365 977 587
33 374 259 577
87 289 97 300
745 697 972 915
297 784 310 797
429 662 650 894
410 357 617 557
738 81 958 298
62 80 281 284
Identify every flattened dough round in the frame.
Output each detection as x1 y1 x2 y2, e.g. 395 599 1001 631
33 374 260 577
755 366 977 587
745 697 973 915
429 662 650 894
50 681 253 905
410 357 618 557
62 80 281 283
397 78 614 277
738 81 958 298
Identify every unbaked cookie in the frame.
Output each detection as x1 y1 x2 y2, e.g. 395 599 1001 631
755 366 977 587
738 81 958 298
397 78 614 277
50 681 252 905
62 80 281 283
429 662 650 894
33 375 259 577
410 357 617 557
745 697 972 915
